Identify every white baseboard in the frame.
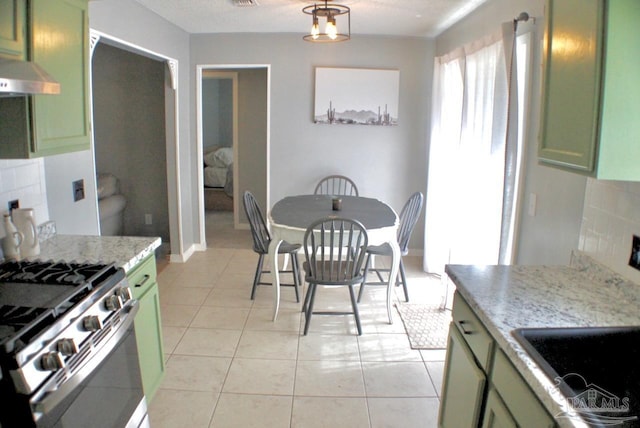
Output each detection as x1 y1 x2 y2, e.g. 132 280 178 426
169 244 197 263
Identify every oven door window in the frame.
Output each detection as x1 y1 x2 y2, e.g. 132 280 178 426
37 326 146 428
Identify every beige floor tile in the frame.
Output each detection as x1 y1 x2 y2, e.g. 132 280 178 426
174 328 242 358
297 333 361 361
161 304 199 327
173 269 219 288
426 361 445 397
203 287 254 308
291 397 370 428
148 389 218 428
358 333 423 362
420 349 447 362
362 361 436 397
191 306 250 330
367 397 440 428
294 360 365 397
162 355 231 392
235 330 299 359
251 288 302 310
209 393 292 428
215 271 256 289
159 285 212 305
245 307 302 332
222 358 296 395
162 326 186 354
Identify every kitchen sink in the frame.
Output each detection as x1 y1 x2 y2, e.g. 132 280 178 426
512 326 640 427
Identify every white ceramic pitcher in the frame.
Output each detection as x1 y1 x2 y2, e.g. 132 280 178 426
12 208 40 258
3 213 23 260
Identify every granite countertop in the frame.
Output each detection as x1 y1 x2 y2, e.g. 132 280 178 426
445 252 640 428
36 235 161 273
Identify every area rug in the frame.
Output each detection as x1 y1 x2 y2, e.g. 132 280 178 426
395 303 452 349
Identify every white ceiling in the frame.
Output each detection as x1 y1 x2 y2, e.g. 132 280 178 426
132 0 488 38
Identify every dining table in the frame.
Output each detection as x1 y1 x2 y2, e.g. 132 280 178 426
267 194 400 323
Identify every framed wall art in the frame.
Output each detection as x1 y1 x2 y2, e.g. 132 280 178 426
313 67 399 126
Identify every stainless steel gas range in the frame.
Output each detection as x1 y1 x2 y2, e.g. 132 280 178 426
0 260 148 428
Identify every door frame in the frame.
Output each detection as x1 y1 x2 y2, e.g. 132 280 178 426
195 64 271 249
89 29 183 260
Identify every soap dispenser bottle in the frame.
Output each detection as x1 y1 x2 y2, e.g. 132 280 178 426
3 213 23 261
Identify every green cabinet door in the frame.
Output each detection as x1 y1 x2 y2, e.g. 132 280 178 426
134 282 165 403
482 388 517 428
128 255 165 403
0 0 25 59
538 0 603 173
30 0 90 156
439 325 487 428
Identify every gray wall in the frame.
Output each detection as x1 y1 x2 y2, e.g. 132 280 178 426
92 43 170 242
191 34 434 250
90 0 193 258
202 79 233 150
435 0 586 265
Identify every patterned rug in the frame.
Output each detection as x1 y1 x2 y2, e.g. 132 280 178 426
395 303 452 349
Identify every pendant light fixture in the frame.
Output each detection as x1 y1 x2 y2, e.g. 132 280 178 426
303 0 350 43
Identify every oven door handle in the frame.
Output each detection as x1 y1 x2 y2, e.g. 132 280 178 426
30 301 140 418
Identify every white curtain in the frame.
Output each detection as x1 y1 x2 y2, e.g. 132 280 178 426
424 23 528 274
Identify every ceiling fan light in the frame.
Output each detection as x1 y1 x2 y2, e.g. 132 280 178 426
302 2 350 43
311 15 320 39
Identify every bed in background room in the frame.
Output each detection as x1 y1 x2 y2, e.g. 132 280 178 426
204 146 234 211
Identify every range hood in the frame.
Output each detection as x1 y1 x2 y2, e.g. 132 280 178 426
0 58 60 96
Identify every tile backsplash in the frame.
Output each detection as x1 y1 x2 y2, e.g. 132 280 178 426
0 159 49 239
579 177 640 284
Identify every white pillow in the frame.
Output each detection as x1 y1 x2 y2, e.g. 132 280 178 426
204 150 222 167
214 147 233 167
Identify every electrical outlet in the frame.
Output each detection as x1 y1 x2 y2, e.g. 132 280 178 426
72 179 85 202
8 200 19 212
629 235 640 271
145 214 152 225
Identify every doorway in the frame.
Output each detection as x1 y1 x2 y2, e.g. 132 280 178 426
197 65 270 249
89 30 181 262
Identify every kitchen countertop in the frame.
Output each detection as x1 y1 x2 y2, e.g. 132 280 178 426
36 235 161 273
445 251 640 428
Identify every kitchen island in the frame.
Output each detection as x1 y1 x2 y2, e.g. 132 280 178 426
37 234 165 403
443 251 640 428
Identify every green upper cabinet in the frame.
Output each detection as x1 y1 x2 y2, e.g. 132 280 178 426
0 0 25 59
30 0 91 156
539 0 640 180
0 0 90 158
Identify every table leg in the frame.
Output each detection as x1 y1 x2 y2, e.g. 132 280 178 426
269 238 283 321
386 240 401 324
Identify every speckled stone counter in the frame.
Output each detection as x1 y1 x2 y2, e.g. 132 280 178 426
36 235 161 273
445 252 640 428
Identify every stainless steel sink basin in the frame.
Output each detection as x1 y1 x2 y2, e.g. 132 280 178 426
512 326 640 427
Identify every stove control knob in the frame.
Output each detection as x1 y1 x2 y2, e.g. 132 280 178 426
82 315 103 332
105 295 123 311
57 338 78 356
40 352 65 371
116 287 132 302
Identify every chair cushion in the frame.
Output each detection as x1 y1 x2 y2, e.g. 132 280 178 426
303 260 363 284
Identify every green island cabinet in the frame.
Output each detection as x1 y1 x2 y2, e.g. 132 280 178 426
438 293 555 428
0 0 25 59
538 0 640 180
0 0 91 158
127 254 165 403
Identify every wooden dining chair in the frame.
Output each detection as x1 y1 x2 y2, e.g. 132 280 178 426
314 175 359 197
242 191 302 302
357 191 424 303
302 217 368 335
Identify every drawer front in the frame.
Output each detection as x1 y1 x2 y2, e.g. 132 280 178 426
451 293 494 371
492 348 555 428
127 255 158 300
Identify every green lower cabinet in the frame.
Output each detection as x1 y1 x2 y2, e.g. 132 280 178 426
127 255 165 403
440 292 556 428
134 282 164 403
482 388 517 428
439 325 487 427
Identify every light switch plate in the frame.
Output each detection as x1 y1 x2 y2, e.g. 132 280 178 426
73 179 85 202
